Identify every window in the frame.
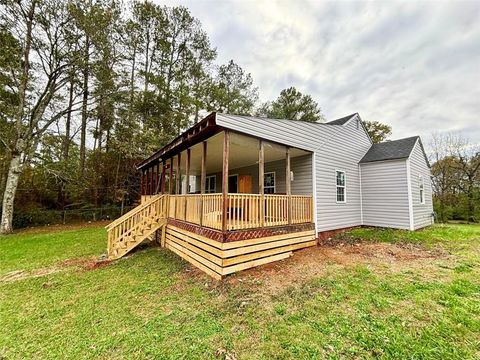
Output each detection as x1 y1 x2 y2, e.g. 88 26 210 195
264 172 275 194
205 175 216 193
336 170 346 203
419 175 425 204
228 175 238 193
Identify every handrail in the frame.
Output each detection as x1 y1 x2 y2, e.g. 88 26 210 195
107 194 168 259
168 193 313 231
105 194 163 230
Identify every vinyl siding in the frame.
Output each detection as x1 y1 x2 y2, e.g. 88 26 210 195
409 141 434 229
291 155 313 195
360 160 411 229
315 118 372 231
202 154 312 195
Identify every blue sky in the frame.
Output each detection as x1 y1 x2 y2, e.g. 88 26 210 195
162 0 480 145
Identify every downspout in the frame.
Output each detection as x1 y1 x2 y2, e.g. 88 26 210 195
311 152 318 235
359 164 363 225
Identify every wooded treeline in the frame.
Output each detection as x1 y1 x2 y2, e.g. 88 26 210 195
430 133 480 223
0 0 268 231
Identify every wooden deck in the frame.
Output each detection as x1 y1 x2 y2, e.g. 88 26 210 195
107 193 316 279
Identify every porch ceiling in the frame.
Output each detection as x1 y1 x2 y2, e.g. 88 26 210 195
174 132 310 175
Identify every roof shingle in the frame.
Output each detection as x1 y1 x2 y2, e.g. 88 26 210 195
325 113 358 125
359 136 419 163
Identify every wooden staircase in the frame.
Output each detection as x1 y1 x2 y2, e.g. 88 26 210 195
106 194 167 259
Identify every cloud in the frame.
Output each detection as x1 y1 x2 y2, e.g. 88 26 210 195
160 0 480 145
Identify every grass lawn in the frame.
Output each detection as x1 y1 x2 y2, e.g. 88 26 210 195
0 223 479 359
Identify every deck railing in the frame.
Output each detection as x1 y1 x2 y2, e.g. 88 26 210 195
167 193 313 231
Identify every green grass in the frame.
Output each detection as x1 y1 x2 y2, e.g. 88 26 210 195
0 224 107 275
0 223 479 359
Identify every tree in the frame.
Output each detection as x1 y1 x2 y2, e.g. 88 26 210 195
258 87 324 122
454 145 480 222
363 121 392 143
0 0 265 231
0 0 80 234
209 60 258 115
430 132 480 223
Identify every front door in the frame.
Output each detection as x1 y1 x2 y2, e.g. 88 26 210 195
238 175 252 193
228 175 238 193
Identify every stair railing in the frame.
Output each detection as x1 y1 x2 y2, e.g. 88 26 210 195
106 194 167 258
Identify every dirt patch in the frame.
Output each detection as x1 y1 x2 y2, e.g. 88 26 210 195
0 256 112 283
218 241 450 297
60 256 98 267
0 267 63 282
83 259 112 270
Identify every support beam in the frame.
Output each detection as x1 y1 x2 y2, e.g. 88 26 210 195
161 160 166 194
184 148 191 219
140 170 144 196
259 140 265 227
156 162 160 194
169 158 173 194
185 148 191 194
176 153 181 195
222 131 230 232
151 166 155 194
200 141 207 226
201 141 207 194
148 167 152 195
286 147 292 225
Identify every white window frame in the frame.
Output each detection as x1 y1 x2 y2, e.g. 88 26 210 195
264 172 276 194
205 175 216 193
335 170 346 203
419 174 425 204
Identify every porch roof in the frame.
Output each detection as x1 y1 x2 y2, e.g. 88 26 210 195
137 112 356 170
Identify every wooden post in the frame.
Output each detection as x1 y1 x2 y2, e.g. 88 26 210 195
150 166 154 195
148 167 152 195
161 160 166 194
176 153 181 195
145 168 148 195
185 149 191 194
200 141 207 226
184 148 191 219
169 158 173 194
156 162 160 194
140 169 144 196
286 147 292 225
259 140 264 227
222 131 229 232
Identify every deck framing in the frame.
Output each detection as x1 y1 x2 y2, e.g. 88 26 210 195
164 222 316 279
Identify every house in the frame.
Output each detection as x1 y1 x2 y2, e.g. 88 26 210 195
106 112 433 279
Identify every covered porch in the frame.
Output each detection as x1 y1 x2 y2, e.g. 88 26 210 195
139 126 314 234
108 113 317 279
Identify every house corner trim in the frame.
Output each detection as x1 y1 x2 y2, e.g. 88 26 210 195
406 158 414 230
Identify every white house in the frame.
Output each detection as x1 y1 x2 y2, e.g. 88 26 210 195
107 112 434 279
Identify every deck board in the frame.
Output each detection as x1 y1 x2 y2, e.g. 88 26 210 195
165 225 317 279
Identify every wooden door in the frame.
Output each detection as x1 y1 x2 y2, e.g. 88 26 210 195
238 175 252 193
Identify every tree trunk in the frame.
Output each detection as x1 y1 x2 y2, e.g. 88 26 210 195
79 37 90 178
0 154 23 234
63 72 75 160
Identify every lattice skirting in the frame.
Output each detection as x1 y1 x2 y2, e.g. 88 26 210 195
165 224 317 280
167 218 315 243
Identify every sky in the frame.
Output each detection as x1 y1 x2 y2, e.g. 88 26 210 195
161 0 480 145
